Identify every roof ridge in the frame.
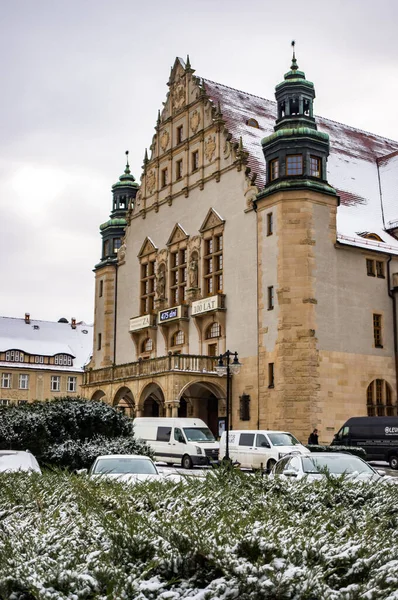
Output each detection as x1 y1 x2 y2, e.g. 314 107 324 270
202 77 398 149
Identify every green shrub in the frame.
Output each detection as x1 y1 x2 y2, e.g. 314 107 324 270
0 397 151 469
306 444 366 458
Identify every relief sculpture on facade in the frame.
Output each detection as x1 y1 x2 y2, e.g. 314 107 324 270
204 135 216 162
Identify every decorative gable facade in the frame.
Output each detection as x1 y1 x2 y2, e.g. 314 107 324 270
84 55 398 447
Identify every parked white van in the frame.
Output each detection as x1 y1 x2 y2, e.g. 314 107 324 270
133 417 219 469
219 430 310 471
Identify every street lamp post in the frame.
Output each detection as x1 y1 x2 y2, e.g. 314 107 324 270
216 350 242 461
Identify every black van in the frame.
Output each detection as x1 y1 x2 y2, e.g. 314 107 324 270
331 417 398 469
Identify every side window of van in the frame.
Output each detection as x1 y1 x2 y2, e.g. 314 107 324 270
256 434 270 448
174 428 185 443
239 433 255 446
342 426 349 436
156 427 171 442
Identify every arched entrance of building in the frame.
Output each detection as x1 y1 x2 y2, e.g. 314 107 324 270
113 386 135 417
178 381 225 438
139 383 165 417
91 390 106 402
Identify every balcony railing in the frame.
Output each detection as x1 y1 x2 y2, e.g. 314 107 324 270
83 354 219 386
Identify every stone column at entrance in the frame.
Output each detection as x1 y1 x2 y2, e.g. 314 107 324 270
171 402 179 417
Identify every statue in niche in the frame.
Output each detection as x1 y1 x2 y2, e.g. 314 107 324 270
156 267 166 299
189 255 199 288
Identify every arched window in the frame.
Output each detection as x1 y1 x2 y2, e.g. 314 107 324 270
206 322 221 339
246 118 259 128
142 338 153 353
367 379 395 416
172 330 185 346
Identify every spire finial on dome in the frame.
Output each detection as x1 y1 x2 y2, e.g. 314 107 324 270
124 150 131 174
290 40 298 71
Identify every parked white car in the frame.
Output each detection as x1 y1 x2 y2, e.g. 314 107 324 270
133 417 219 469
0 450 41 474
219 430 310 471
87 454 181 484
270 452 387 482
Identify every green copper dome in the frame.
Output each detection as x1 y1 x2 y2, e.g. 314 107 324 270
100 217 127 231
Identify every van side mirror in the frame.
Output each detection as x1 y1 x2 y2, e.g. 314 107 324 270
178 436 186 444
261 441 271 448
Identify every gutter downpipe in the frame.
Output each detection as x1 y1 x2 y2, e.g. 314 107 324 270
253 198 261 430
387 256 398 403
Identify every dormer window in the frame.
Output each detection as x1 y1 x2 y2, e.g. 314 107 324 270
286 155 303 176
310 156 321 178
113 238 122 253
269 159 279 182
5 351 24 362
54 354 73 366
247 118 259 128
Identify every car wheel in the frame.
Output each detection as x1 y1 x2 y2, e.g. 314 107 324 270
267 459 276 472
182 454 193 469
389 455 398 470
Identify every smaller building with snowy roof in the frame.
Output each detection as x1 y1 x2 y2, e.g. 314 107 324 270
0 314 93 405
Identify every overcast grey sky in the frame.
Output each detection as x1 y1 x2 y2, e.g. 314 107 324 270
1 0 397 324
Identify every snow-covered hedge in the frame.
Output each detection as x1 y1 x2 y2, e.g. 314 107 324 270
0 397 151 469
1 468 398 599
306 445 366 458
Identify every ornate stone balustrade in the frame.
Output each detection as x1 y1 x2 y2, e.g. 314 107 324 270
83 354 218 386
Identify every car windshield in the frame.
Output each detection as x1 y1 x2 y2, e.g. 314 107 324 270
183 427 215 442
302 455 375 475
92 457 158 475
267 433 301 447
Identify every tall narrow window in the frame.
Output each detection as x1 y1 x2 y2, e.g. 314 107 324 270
51 376 60 392
97 333 102 350
19 374 29 390
140 259 156 314
366 259 375 276
1 373 11 389
240 394 251 420
99 280 104 297
310 156 321 178
176 159 183 180
176 125 183 144
373 314 382 348
192 150 199 172
269 159 279 181
172 330 185 346
67 376 77 393
376 261 385 278
204 234 223 295
170 248 187 305
267 286 274 310
161 168 168 188
268 363 275 388
267 213 273 236
286 155 303 176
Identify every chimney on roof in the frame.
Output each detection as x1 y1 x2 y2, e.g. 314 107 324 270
25 313 30 324
71 318 76 329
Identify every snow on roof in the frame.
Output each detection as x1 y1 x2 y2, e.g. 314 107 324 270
202 78 398 255
0 317 93 372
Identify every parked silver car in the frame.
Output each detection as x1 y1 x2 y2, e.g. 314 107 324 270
270 452 386 482
0 450 41 474
86 454 181 484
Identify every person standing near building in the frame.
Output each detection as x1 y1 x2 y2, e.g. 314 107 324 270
308 429 319 445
